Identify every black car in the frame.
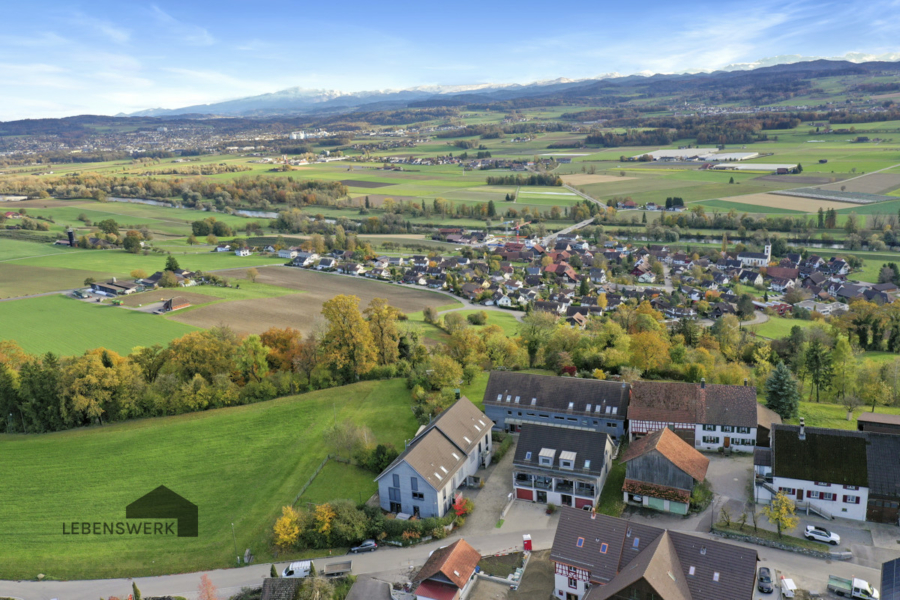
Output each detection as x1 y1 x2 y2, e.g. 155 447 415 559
758 567 774 594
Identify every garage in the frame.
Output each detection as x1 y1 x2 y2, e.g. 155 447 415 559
516 488 534 501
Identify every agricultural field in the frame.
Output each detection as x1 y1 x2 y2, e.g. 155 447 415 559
0 295 199 356
0 378 419 580
751 316 821 340
166 267 460 336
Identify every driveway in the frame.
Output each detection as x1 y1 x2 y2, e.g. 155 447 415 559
464 440 517 533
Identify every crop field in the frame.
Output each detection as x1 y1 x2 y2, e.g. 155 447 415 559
705 192 855 212
167 267 460 336
816 172 900 194
0 295 198 355
693 199 804 214
0 378 419 580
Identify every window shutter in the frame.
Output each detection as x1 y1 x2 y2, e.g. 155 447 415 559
856 496 861 505
807 490 812 498
843 495 848 503
830 494 837 502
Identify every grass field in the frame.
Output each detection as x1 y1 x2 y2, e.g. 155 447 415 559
0 378 419 580
787 400 900 430
297 461 378 507
0 295 199 355
751 316 821 339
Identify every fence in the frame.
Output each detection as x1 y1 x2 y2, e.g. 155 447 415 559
292 454 334 506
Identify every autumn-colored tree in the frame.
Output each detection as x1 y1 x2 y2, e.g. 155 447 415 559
426 355 464 390
762 492 799 538
364 298 402 365
61 349 143 426
446 328 485 367
273 505 301 550
198 573 218 600
629 331 670 373
0 340 28 369
321 295 376 382
246 267 259 283
206 233 218 246
324 421 372 461
260 327 304 371
159 271 179 288
518 310 558 367
297 576 335 600
130 269 148 280
166 329 238 383
315 503 336 536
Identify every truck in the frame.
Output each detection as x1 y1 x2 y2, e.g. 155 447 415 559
827 575 879 599
323 560 352 578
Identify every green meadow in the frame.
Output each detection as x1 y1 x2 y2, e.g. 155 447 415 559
0 378 419 580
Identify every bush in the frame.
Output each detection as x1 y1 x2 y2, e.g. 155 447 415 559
690 479 713 512
467 311 488 325
493 435 513 462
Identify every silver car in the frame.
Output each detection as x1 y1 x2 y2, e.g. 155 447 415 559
805 525 840 545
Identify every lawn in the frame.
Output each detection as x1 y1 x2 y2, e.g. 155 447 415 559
788 401 900 431
596 459 626 517
0 378 419 580
751 316 821 339
0 294 199 356
297 461 378 507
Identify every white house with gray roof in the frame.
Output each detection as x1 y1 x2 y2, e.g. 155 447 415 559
375 397 493 518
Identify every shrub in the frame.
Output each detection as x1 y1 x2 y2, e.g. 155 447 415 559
493 436 513 462
467 311 488 325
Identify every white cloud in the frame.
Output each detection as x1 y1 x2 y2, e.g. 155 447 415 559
150 5 215 46
71 13 131 44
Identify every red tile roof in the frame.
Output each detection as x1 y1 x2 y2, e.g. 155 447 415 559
622 428 709 482
414 539 481 590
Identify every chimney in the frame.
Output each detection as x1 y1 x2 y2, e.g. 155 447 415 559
111 277 116 283
700 378 706 389
744 378 748 387
799 417 806 441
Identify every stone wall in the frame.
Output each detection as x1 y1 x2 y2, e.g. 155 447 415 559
711 528 852 561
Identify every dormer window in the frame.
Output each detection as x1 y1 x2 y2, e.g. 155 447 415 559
606 406 612 414
539 448 556 466
515 396 520 404
568 402 574 410
560 451 576 470
531 398 537 405
586 404 592 413
612 407 618 415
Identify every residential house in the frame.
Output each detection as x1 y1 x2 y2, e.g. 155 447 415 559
535 300 565 315
315 257 336 271
754 422 882 522
413 539 481 600
482 372 629 441
215 244 232 252
589 268 607 284
629 380 758 452
737 270 763 286
858 413 900 435
292 252 319 267
550 510 758 600
337 262 365 275
375 398 493 518
513 424 615 510
234 248 251 257
622 428 710 515
277 247 298 260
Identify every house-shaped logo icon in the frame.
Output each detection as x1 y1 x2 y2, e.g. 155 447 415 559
126 486 198 537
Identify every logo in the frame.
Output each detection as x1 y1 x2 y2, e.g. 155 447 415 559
62 486 198 537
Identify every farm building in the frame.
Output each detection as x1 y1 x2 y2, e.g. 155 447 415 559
162 297 191 312
621 428 710 515
90 278 140 296
413 539 480 600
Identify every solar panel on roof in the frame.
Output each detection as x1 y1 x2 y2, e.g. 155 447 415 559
882 557 900 600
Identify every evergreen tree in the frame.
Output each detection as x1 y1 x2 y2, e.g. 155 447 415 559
132 582 142 600
579 277 590 297
0 362 20 433
805 339 832 403
487 200 496 217
641 212 647 224
165 255 180 272
817 207 824 229
765 362 800 419
270 563 278 578
365 196 370 209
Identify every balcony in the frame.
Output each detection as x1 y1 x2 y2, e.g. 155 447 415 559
555 480 574 494
575 484 596 497
534 478 553 490
514 473 533 487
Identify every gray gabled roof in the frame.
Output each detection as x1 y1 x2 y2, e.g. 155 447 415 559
483 371 629 418
376 397 492 490
514 424 610 476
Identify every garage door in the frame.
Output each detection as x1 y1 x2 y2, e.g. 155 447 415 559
575 498 593 509
648 496 666 511
516 488 534 501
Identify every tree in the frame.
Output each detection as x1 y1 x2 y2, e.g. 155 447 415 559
578 277 590 297
487 200 496 217
629 331 670 373
246 268 259 283
324 421 372 461
765 362 800 419
130 269 147 280
83 277 95 286
132 582 142 600
259 327 304 372
518 310 558 367
165 256 180 272
805 339 832 403
159 271 179 287
443 312 467 334
123 234 142 253
187 234 198 246
736 294 755 320
321 295 376 382
858 361 891 412
763 491 799 538
426 354 464 390
270 564 278 578
364 298 402 365
297 576 334 600
273 506 300 550
235 335 270 383
830 336 855 401
206 234 218 246
198 573 219 600
97 218 119 235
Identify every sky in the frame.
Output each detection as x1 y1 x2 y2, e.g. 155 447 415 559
2 0 900 121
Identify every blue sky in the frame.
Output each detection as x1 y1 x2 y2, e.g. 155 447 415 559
1 0 899 120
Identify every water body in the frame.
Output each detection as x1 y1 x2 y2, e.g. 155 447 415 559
234 209 279 219
108 197 174 207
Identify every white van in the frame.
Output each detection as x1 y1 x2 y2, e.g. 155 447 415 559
282 560 313 578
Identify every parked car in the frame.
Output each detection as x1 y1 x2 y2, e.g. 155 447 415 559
350 539 378 553
282 560 313 578
805 525 840 545
758 567 774 594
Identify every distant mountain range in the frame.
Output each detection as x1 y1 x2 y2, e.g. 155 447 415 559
123 52 900 119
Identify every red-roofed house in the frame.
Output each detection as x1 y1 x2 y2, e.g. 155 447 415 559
414 539 481 600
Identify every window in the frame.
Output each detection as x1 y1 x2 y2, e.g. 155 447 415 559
721 426 734 433
822 492 836 501
633 537 640 548
815 481 830 487
568 578 578 589
527 412 535 416
808 491 820 499
554 416 564 421
576 537 584 548
844 485 859 490
584 460 591 470
567 417 577 422
600 542 608 554
392 474 400 488
539 414 549 418
702 436 720 444
778 487 795 495
844 495 860 504
713 572 720 582
688 566 696 576
593 420 599 425
411 477 418 492
507 410 512 415
412 492 424 500
525 451 532 461
518 412 523 416
737 427 751 434
702 425 716 431
607 422 616 428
